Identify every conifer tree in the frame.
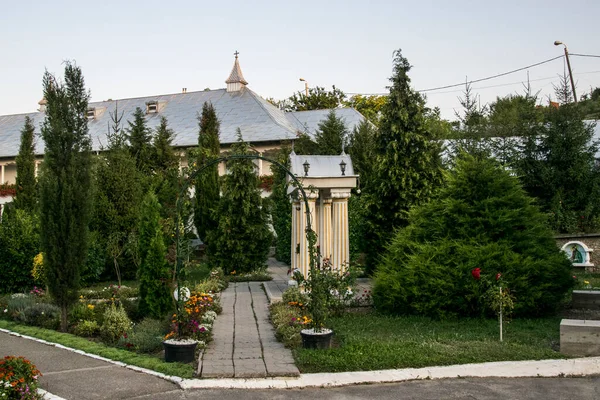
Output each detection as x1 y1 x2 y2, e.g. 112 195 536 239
138 228 171 319
14 116 37 212
138 191 162 267
208 130 271 273
314 110 347 155
363 49 443 272
347 119 376 189
152 116 178 173
194 102 221 243
92 104 143 280
39 62 93 331
269 146 292 264
126 107 153 173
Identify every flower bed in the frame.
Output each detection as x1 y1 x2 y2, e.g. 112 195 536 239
0 356 41 399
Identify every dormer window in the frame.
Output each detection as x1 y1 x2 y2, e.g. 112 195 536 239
86 108 96 119
146 101 158 114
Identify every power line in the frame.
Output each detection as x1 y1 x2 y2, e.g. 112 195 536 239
571 53 600 59
418 55 564 92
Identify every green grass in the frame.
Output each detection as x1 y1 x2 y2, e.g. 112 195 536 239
293 311 567 373
227 271 272 282
0 320 194 378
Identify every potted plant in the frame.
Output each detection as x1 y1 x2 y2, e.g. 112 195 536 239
300 257 334 349
163 286 198 363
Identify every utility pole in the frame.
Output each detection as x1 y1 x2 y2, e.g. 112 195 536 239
554 41 578 103
299 78 309 97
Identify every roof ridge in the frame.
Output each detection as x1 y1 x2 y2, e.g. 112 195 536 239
246 89 297 135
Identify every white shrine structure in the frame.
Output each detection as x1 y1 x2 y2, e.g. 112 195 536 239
288 152 358 279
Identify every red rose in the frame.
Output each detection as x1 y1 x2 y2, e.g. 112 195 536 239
471 268 481 280
496 273 502 281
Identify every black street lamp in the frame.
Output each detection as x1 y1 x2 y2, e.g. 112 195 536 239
339 160 347 176
303 160 310 176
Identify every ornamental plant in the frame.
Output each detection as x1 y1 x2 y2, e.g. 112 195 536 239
165 291 216 341
373 154 573 318
473 268 515 341
0 356 42 400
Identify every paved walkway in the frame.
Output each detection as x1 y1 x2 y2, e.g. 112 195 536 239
198 281 299 378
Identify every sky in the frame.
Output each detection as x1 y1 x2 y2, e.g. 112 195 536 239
0 0 599 120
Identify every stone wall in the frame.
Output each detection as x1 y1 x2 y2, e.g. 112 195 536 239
555 233 600 272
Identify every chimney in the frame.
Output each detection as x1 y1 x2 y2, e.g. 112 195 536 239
182 88 187 94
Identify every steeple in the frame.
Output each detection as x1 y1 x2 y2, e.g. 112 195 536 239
226 51 248 92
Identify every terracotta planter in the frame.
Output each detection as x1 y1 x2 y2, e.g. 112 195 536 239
163 340 197 363
300 328 333 349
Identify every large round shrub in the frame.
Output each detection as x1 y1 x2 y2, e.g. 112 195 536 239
373 155 573 318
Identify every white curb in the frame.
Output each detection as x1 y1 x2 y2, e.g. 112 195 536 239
38 388 67 400
3 327 600 391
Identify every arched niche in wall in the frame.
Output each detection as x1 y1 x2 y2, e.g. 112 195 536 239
561 241 594 267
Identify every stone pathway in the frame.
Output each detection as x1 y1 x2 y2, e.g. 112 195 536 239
198 281 299 378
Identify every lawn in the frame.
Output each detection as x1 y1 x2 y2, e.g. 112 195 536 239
293 311 566 373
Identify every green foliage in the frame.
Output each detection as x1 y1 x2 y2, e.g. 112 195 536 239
138 192 162 271
120 318 166 353
6 295 36 320
18 303 60 330
281 286 309 305
126 107 153 174
314 110 347 155
138 229 172 319
344 94 386 126
293 133 318 155
363 49 443 272
373 155 574 318
269 301 305 348
73 319 100 337
69 302 96 323
14 116 37 212
100 303 132 344
92 142 143 281
283 85 346 112
81 231 106 285
152 116 178 173
194 101 221 244
348 195 367 263
516 99 600 233
347 120 376 188
269 146 292 264
208 131 272 274
0 208 39 293
39 62 93 331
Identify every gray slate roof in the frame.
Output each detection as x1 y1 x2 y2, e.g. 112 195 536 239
0 87 365 158
289 153 354 177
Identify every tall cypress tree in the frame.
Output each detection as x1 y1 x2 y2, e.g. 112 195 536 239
208 130 271 273
126 107 153 174
194 102 221 244
39 62 93 332
269 146 292 264
314 110 347 155
14 116 37 212
363 49 443 272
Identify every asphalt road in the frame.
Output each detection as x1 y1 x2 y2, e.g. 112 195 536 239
130 377 600 400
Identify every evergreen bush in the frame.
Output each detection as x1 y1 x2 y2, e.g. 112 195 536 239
0 208 39 293
100 303 132 344
373 155 574 318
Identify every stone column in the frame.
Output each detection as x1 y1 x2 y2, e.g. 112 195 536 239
298 191 318 279
331 190 351 272
319 198 333 262
290 199 301 273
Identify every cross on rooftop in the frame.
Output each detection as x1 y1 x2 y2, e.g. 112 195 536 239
234 50 239 58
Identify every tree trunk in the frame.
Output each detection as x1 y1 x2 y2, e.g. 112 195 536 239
60 304 68 332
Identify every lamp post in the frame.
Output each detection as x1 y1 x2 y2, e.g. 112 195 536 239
554 40 578 103
299 78 309 97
